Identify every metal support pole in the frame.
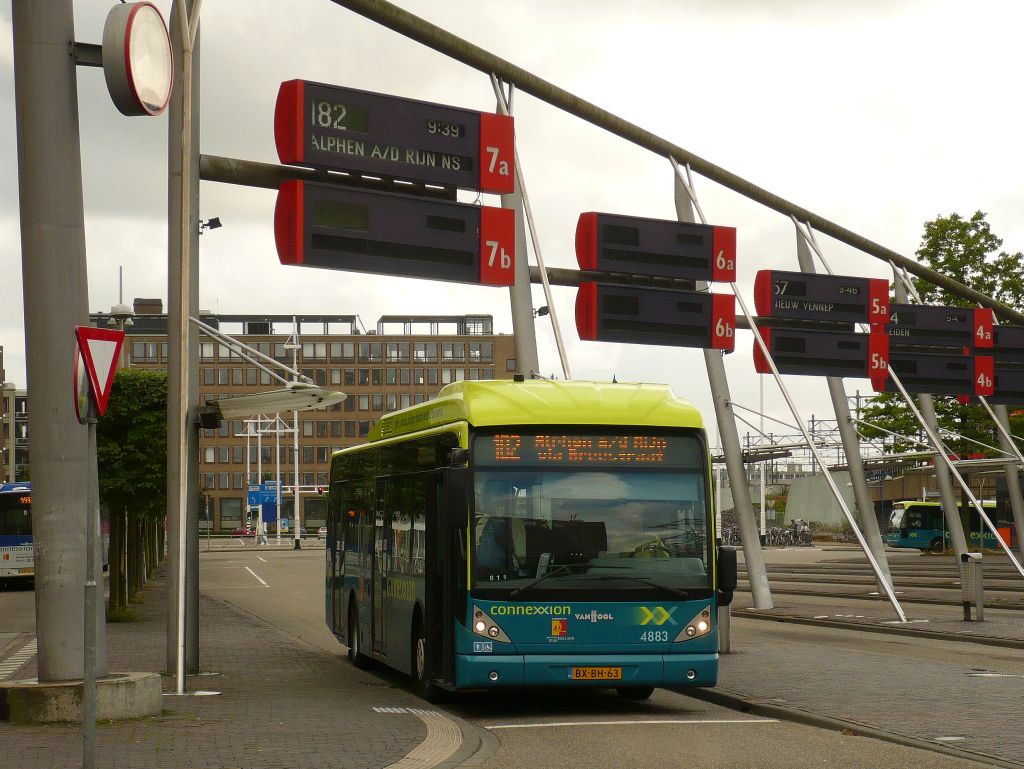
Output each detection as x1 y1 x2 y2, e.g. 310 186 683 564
672 161 772 610
492 76 570 379
891 272 969 559
257 418 264 543
495 88 540 378
794 223 892 590
167 0 203 690
275 413 282 545
83 420 98 769
291 323 302 550
13 0 93 681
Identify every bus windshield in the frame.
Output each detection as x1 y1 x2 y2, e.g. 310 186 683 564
471 430 709 598
888 505 906 531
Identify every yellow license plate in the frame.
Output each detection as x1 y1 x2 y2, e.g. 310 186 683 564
18 568 33 575
571 666 622 681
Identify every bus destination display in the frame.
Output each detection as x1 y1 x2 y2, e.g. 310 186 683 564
476 433 700 467
275 80 514 194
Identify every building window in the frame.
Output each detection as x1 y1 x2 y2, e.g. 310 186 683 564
400 394 411 409
344 369 356 386
386 393 398 410
302 342 327 360
358 342 382 363
232 368 243 386
358 420 371 437
330 420 342 437
316 420 328 437
232 446 244 463
386 342 410 362
220 498 243 529
199 342 214 362
233 472 244 490
482 368 494 380
358 395 369 411
386 368 398 385
302 420 313 437
358 369 370 386
442 342 465 362
400 368 410 386
316 446 329 464
202 368 215 385
302 446 314 464
371 394 384 411
204 447 215 463
344 420 356 437
412 368 425 385
331 342 355 362
330 369 342 385
260 370 272 385
219 446 230 463
371 368 383 386
218 369 229 386
245 368 258 386
506 358 517 372
413 342 437 362
469 342 493 363
344 397 355 412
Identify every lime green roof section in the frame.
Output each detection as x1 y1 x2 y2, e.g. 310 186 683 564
369 380 703 442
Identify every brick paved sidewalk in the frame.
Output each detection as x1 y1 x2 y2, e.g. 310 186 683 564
0 567 432 769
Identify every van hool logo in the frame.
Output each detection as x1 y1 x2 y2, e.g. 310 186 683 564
574 610 615 623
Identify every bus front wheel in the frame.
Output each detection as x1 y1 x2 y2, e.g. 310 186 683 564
348 601 371 669
411 614 446 703
929 537 945 554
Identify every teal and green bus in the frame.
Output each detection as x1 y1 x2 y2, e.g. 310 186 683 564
886 499 1010 552
325 379 736 700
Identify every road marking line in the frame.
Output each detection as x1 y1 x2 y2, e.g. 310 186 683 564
373 707 441 715
257 557 268 563
244 566 269 587
0 638 37 681
968 672 1024 678
935 736 966 742
485 718 778 730
382 710 461 769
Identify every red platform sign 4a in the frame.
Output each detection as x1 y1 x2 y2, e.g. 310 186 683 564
74 326 125 418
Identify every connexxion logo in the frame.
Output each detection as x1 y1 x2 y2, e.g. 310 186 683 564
488 604 572 616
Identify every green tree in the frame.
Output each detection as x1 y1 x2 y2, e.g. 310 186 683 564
97 369 168 616
860 212 1024 456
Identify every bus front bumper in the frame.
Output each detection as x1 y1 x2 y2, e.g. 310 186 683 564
455 652 718 689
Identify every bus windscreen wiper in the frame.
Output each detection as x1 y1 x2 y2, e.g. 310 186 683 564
509 564 576 598
591 573 690 599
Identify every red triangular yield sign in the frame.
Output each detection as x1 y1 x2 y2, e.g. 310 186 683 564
74 326 125 416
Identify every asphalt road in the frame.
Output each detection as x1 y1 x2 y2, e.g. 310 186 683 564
197 549 999 769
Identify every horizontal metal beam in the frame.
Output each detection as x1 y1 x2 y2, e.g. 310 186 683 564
331 0 1024 325
198 154 456 200
73 42 102 68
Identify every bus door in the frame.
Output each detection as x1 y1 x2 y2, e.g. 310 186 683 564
423 465 470 686
371 478 391 656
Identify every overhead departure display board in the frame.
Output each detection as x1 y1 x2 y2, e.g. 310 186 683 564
753 327 888 388
274 180 515 286
575 284 735 350
888 304 993 352
575 213 736 282
993 325 1024 365
875 351 994 396
275 80 514 194
754 270 889 326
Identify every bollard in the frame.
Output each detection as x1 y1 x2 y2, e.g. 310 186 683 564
718 605 732 654
959 552 984 621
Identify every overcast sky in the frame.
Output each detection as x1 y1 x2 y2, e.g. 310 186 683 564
2 0 1023 444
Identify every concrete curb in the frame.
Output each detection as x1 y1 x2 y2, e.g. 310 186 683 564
0 672 162 723
683 686 1024 769
441 714 501 768
732 609 1024 650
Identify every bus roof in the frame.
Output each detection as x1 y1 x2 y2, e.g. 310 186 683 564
369 379 703 442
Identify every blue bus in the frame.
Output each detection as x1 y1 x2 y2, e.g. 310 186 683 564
886 499 1010 552
325 379 736 701
0 482 33 582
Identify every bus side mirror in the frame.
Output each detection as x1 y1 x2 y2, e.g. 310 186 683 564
717 545 738 605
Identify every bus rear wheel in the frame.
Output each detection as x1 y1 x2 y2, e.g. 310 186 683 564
929 537 945 554
616 686 655 700
348 602 371 669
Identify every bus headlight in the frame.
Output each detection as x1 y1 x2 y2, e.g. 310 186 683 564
472 605 511 643
675 606 713 642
